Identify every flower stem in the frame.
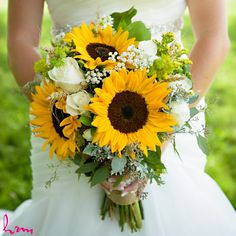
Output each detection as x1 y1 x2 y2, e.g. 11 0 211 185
100 193 144 232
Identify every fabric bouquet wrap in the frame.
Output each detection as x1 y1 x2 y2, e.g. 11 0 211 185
30 8 206 232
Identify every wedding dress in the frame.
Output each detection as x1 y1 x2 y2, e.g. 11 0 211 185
1 0 236 235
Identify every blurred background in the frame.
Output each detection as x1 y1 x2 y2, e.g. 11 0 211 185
0 0 235 210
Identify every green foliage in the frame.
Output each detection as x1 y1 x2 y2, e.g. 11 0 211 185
149 32 192 80
49 45 68 68
90 166 110 187
34 58 49 78
144 149 164 170
127 21 151 41
143 148 166 184
79 115 92 126
197 135 209 156
111 7 137 30
111 157 127 174
190 107 199 118
111 7 151 41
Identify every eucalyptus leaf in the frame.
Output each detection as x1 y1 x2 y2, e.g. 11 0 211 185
188 94 199 104
127 21 151 41
197 135 209 155
83 144 97 155
190 107 199 118
111 157 127 174
91 166 110 186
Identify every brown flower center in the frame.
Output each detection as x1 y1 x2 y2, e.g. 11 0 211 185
86 43 117 61
108 91 148 133
52 103 70 139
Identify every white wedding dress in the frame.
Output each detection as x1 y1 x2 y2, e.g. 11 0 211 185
1 0 236 235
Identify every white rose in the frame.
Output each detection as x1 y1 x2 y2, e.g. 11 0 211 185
48 57 86 93
66 91 91 116
82 129 93 142
169 77 192 92
138 40 157 58
169 100 190 127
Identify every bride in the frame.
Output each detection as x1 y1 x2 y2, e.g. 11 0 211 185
1 0 236 235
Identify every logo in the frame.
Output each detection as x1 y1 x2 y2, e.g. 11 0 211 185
1 213 33 235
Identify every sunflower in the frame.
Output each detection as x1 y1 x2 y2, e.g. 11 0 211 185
30 82 81 160
87 69 176 156
64 23 136 70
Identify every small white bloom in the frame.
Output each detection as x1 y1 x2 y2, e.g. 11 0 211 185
82 129 93 142
169 100 190 127
66 90 91 116
169 78 192 92
94 15 113 31
48 57 86 93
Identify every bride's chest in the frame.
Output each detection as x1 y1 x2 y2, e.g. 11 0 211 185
46 0 187 29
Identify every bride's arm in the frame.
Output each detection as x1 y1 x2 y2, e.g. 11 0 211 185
8 0 44 86
187 0 230 99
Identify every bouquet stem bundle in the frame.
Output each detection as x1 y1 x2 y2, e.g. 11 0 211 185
101 194 144 232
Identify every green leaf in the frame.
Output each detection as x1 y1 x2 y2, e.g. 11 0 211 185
188 94 199 104
190 107 199 118
90 127 96 136
111 7 137 30
83 144 97 155
76 162 98 175
197 135 209 155
79 115 92 126
76 133 85 147
145 148 161 163
111 157 127 173
127 21 151 41
173 138 181 159
91 166 110 186
143 147 165 170
113 175 124 188
73 152 87 166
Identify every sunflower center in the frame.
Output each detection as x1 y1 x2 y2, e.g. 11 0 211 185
121 106 134 119
86 43 117 61
52 104 70 139
108 91 149 133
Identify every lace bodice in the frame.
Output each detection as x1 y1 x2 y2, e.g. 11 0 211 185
46 0 187 38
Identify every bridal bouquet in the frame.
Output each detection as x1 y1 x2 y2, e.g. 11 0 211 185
30 8 205 232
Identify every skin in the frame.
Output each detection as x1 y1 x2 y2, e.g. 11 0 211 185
8 0 230 152
8 0 44 86
187 0 230 100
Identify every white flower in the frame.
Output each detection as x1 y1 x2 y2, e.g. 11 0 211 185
94 15 114 31
138 40 157 58
82 129 93 142
169 77 192 92
48 57 86 93
169 100 190 127
66 91 91 116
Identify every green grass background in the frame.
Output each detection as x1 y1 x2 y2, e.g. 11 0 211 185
0 1 235 210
